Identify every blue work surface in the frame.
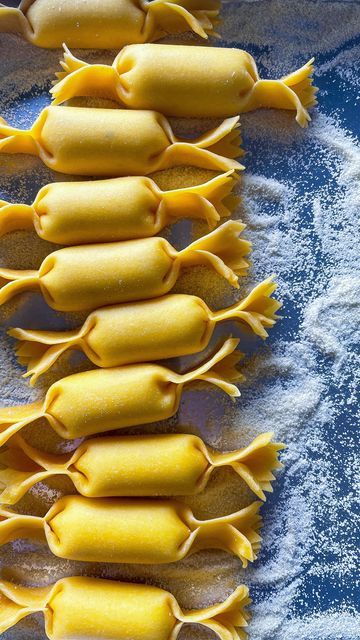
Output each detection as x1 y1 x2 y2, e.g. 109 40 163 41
0 1 359 639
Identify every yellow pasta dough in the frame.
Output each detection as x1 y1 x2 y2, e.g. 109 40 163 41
10 277 279 384
0 171 238 244
0 221 250 312
0 432 284 504
52 44 317 126
0 0 219 48
0 106 242 176
0 495 262 566
0 576 251 640
0 338 242 446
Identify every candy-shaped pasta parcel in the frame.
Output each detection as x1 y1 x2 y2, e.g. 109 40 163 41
0 171 238 244
0 495 262 566
0 338 242 446
10 277 280 384
0 432 284 504
0 106 243 176
52 44 317 126
0 0 220 48
0 576 251 640
0 221 250 312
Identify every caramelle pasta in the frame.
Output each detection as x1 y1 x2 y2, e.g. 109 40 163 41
0 171 238 244
52 44 317 126
0 495 262 566
0 338 242 446
0 576 251 640
0 221 250 312
0 106 243 176
0 432 284 504
10 277 279 384
0 0 220 48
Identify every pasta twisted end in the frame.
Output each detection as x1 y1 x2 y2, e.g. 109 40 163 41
0 267 40 306
144 0 220 40
0 401 44 448
177 220 251 286
0 4 28 37
177 583 251 640
209 432 285 500
161 170 239 228
213 275 282 338
0 116 39 155
247 58 318 127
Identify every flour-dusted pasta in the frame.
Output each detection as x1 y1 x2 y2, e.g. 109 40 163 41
0 338 242 446
0 106 242 175
0 432 284 504
52 44 317 126
0 171 238 244
0 221 250 312
0 0 219 48
0 495 262 566
0 576 251 640
10 277 279 384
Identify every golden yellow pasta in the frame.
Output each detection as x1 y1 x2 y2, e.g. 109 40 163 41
0 221 250 312
52 44 317 126
0 338 242 446
0 0 220 48
0 432 284 504
0 495 262 566
0 576 251 640
10 277 279 384
0 171 238 244
0 106 243 176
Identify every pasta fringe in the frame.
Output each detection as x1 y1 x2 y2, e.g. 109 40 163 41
144 0 220 40
171 337 244 397
52 47 119 104
0 4 28 36
161 170 239 228
189 501 262 567
249 58 317 127
0 435 72 505
177 220 251 286
162 116 244 172
0 581 51 634
212 275 281 338
176 584 251 640
0 268 39 306
0 507 45 546
9 324 90 386
0 401 44 448
0 116 38 155
0 200 34 236
208 432 285 500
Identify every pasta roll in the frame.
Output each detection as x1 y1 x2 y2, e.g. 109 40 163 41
0 171 238 244
0 221 250 312
52 44 317 126
0 338 242 446
0 496 262 566
10 277 280 384
0 576 251 640
0 432 284 504
0 106 243 176
0 0 219 48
